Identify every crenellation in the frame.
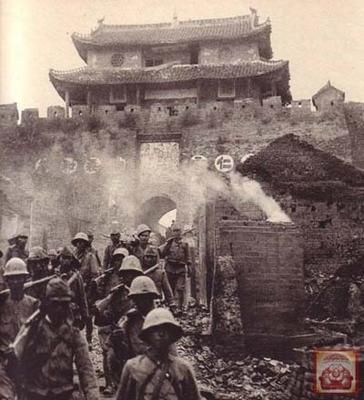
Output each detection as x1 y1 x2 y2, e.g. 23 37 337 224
47 105 66 119
21 108 39 124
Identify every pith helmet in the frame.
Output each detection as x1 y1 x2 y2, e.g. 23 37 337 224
110 220 120 235
136 224 151 237
71 232 89 246
14 232 28 240
119 255 143 276
57 246 75 259
28 246 49 261
46 277 72 302
3 257 29 277
112 247 129 259
139 308 183 343
48 249 57 258
128 276 159 298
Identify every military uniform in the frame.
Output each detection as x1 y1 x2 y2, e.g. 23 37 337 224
116 350 201 400
131 243 150 264
147 262 175 307
67 271 89 330
75 248 99 344
159 239 191 311
95 272 131 393
0 294 38 400
75 248 99 288
103 242 124 270
4 246 29 263
21 317 99 400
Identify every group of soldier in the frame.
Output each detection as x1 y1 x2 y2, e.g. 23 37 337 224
0 223 203 400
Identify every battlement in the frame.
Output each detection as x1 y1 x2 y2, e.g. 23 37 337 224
11 95 346 128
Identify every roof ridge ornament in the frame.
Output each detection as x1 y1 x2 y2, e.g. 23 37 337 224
172 7 179 27
249 7 259 27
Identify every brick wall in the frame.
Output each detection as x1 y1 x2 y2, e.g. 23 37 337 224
344 102 364 169
0 99 354 252
215 220 305 336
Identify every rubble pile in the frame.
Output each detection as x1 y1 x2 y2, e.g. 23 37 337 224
177 335 292 400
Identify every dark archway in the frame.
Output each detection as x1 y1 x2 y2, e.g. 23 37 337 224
135 196 176 234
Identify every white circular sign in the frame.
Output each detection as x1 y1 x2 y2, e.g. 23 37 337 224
84 157 101 174
214 154 234 172
62 157 78 175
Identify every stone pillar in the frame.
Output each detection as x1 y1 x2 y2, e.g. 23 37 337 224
247 78 252 97
136 85 141 106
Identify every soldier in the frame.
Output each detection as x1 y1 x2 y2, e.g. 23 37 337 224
142 246 175 310
103 228 126 270
159 225 191 316
72 232 99 346
19 277 99 400
87 231 102 269
4 233 29 263
58 246 89 331
0 258 38 400
95 253 143 396
47 248 59 273
26 246 50 301
108 276 159 388
131 224 152 263
96 248 129 300
115 308 201 400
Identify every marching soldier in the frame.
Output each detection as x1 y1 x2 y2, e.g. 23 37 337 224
96 254 144 394
131 224 152 263
108 276 159 389
58 246 89 331
26 246 51 301
116 308 201 400
72 232 99 347
103 228 125 270
4 233 29 263
96 248 129 300
142 246 175 309
0 258 38 400
159 225 191 316
19 277 99 400
87 231 102 269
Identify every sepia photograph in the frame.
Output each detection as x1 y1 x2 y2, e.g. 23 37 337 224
1 0 364 399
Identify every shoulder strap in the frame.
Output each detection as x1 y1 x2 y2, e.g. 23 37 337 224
150 362 170 400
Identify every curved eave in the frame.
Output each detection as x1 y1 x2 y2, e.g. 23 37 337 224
71 21 272 60
49 60 289 100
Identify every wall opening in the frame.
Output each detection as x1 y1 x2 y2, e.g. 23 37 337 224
135 196 176 236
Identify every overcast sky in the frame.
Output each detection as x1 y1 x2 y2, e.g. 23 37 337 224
1 0 364 116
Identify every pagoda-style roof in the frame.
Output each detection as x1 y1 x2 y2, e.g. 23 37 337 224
72 13 272 62
50 60 288 96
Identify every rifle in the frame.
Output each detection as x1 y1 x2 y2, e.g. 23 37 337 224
0 274 57 297
93 264 161 314
9 308 43 359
